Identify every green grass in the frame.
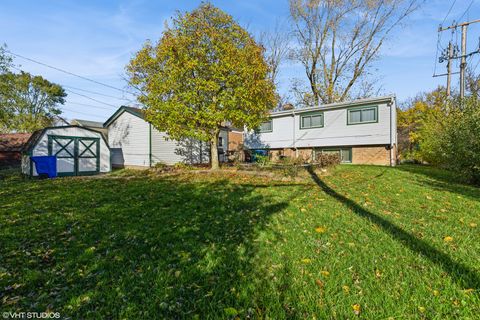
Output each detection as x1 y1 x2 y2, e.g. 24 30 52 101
0 165 479 319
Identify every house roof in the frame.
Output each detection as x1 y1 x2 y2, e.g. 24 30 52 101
269 95 396 118
0 133 32 152
71 119 105 128
103 106 145 127
22 125 109 154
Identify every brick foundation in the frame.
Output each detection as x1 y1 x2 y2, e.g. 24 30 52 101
352 145 393 166
264 145 396 166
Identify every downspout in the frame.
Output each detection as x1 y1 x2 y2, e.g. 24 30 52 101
293 110 297 158
149 123 152 167
389 97 394 167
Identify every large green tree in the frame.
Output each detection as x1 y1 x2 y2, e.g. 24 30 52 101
0 71 66 133
127 3 276 169
0 46 66 133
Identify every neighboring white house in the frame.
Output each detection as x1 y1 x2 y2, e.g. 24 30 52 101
22 125 111 176
244 96 397 166
104 106 230 168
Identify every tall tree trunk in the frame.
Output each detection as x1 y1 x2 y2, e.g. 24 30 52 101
210 129 220 170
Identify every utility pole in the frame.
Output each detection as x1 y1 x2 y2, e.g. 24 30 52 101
446 42 453 97
460 25 467 99
437 18 480 99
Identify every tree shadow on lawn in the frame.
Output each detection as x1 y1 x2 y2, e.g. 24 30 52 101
306 166 480 291
1 175 299 318
396 165 480 202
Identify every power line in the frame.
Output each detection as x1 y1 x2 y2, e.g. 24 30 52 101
65 89 118 108
59 107 107 120
458 0 474 22
441 0 457 26
67 101 117 111
11 65 126 109
6 50 136 95
63 85 133 101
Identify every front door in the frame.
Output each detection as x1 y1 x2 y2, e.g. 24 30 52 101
48 135 100 176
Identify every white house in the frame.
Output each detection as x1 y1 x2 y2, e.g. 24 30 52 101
104 106 231 168
244 96 397 166
22 125 111 176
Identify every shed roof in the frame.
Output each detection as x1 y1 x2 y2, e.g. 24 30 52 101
0 133 32 152
22 125 109 154
71 119 105 128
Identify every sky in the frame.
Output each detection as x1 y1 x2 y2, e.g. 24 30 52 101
1 0 479 122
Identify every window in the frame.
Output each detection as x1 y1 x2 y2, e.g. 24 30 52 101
313 148 352 163
347 106 378 125
300 112 324 129
258 120 273 133
218 137 223 147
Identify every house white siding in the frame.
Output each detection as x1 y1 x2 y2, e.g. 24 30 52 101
245 97 396 150
108 111 150 167
106 107 230 166
150 126 210 165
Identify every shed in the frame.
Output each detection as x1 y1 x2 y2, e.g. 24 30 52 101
0 133 31 168
22 125 111 177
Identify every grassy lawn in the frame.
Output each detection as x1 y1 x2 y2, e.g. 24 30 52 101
0 165 479 319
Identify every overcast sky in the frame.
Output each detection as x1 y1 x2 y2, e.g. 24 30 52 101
1 0 479 122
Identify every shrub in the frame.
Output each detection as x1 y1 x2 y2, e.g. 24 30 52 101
419 97 480 184
255 155 270 167
154 162 168 170
314 153 341 167
278 156 304 178
173 162 194 170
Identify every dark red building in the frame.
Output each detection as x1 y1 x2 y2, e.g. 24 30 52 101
0 133 31 168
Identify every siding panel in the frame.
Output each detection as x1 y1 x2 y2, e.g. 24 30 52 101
245 101 395 149
108 112 150 167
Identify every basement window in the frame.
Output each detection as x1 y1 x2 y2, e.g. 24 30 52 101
313 148 352 163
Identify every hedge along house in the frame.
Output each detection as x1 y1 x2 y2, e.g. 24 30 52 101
104 106 232 168
22 125 111 177
244 96 397 166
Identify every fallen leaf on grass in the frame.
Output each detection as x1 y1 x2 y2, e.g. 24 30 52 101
315 226 327 233
320 270 330 277
315 279 324 288
433 290 439 296
352 303 361 315
224 307 238 316
469 223 477 228
443 236 453 242
342 285 350 293
301 258 311 264
418 306 426 313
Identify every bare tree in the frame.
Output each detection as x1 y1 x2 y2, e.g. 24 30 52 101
289 0 420 105
258 21 290 87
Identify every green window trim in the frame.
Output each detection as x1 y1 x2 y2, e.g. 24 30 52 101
299 111 324 129
258 120 273 133
313 147 352 163
47 135 100 176
347 105 378 125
